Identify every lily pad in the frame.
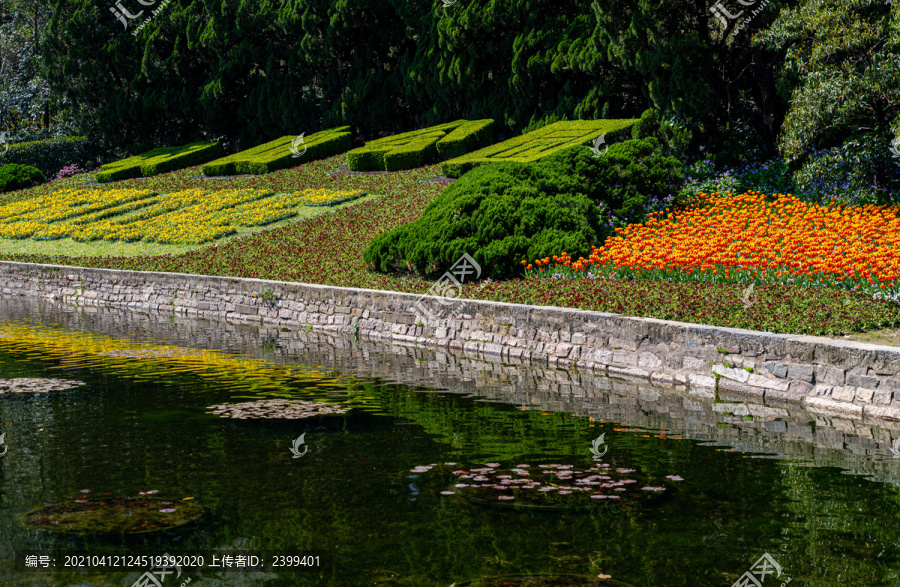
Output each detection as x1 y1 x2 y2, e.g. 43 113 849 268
206 399 351 420
416 462 678 511
24 495 204 535
0 378 86 394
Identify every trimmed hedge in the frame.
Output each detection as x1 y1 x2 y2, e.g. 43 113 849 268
0 136 93 178
347 119 495 172
96 141 222 183
364 138 683 280
0 164 44 193
435 119 495 160
201 126 352 176
441 119 638 178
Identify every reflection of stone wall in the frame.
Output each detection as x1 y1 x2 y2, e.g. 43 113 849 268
3 296 900 486
3 260 900 424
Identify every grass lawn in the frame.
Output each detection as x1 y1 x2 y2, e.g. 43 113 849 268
1 154 899 336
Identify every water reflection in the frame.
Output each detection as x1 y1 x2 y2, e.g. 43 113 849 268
0 297 900 585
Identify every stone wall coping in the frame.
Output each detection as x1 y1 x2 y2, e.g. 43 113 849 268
3 259 895 355
4 259 900 422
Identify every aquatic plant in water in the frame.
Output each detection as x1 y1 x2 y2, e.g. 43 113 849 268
24 493 204 534
0 377 86 394
207 398 351 420
412 461 683 510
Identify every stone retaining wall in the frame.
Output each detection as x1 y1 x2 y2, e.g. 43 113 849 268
4 295 900 485
2 260 900 422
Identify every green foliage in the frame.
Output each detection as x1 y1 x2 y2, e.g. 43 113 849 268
631 109 693 159
41 0 650 153
755 0 900 195
435 120 495 160
96 142 221 183
365 162 598 279
0 163 43 193
347 121 491 172
631 110 661 141
0 136 93 178
0 1 58 137
441 119 637 178
366 138 684 279
793 138 898 205
202 127 352 176
538 137 685 229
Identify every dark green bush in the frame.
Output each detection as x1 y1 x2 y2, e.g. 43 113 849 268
365 137 684 279
541 136 684 226
631 109 693 159
0 136 94 178
0 164 45 193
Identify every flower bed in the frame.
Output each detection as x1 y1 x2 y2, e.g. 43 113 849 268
0 187 367 245
523 190 900 300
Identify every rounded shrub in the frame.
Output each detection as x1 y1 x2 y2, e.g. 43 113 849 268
364 137 684 279
0 163 45 193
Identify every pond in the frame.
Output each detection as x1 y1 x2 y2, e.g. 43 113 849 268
0 297 899 586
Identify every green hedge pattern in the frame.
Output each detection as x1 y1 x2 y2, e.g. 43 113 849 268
347 119 495 172
0 136 93 178
441 119 638 178
202 126 352 176
96 141 222 183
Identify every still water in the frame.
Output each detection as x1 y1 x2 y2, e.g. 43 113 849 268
0 297 899 586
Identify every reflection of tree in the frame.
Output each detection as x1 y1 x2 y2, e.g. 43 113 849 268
5 324 900 584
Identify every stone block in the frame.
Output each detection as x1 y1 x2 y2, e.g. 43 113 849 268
638 352 662 368
712 364 750 383
788 378 814 394
855 388 876 403
831 386 857 402
688 374 716 389
804 396 863 418
846 372 880 389
612 351 637 365
815 364 845 386
874 390 894 405
762 361 788 378
683 356 706 370
747 373 790 391
609 337 639 351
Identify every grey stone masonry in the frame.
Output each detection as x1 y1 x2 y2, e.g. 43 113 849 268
4 260 900 423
